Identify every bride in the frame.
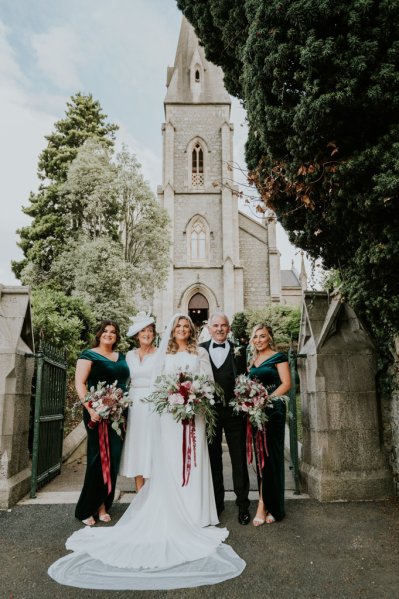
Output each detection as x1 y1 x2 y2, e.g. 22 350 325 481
48 314 245 590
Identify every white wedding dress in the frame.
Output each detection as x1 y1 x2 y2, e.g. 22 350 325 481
48 347 245 590
119 349 156 479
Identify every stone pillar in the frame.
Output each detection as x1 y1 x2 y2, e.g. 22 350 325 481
154 119 175 333
0 285 35 507
298 291 393 500
266 212 281 303
220 120 243 316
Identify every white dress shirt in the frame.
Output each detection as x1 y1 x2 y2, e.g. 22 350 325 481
209 340 230 369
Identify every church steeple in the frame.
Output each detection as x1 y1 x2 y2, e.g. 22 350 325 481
165 17 231 105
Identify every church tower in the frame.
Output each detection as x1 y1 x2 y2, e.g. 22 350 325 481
154 17 244 331
153 18 302 331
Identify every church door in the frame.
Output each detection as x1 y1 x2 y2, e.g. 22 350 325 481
188 292 209 329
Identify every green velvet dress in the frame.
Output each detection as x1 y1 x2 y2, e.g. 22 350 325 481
75 349 130 521
249 352 288 521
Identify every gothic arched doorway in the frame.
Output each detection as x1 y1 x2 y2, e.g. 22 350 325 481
188 292 209 329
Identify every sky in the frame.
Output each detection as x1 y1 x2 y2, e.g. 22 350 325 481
0 0 308 286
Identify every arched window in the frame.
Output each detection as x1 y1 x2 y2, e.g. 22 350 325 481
192 143 204 187
195 69 200 82
191 220 206 261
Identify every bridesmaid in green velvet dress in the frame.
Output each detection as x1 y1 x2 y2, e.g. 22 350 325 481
248 324 291 526
75 320 130 526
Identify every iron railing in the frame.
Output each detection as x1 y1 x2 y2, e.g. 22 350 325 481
30 342 67 498
287 347 301 494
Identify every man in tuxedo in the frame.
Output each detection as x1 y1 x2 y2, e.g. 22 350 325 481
200 312 250 525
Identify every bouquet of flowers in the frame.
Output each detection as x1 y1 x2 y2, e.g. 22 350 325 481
84 380 131 437
147 369 218 485
231 374 273 430
84 380 131 494
231 374 274 476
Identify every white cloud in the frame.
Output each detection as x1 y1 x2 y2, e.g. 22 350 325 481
115 124 162 192
0 20 63 284
31 25 81 89
0 20 26 87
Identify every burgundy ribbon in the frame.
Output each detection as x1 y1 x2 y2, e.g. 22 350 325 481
246 417 269 478
98 420 112 495
182 418 197 486
246 416 253 466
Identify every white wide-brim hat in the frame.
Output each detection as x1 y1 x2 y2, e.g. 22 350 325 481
127 312 155 337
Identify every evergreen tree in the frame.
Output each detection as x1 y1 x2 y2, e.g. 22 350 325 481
177 0 399 341
13 93 118 279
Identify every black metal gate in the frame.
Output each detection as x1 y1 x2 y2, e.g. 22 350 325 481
30 342 67 498
287 348 301 494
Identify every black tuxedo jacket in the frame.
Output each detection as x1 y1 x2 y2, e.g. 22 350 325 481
200 339 247 400
200 339 247 384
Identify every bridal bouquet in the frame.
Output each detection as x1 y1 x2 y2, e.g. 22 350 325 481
84 380 131 494
231 374 274 476
147 369 218 485
84 380 131 437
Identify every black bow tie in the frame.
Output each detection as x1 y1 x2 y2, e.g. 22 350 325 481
213 343 226 348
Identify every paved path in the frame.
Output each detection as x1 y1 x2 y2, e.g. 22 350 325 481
9 440 398 598
2 499 398 599
20 440 299 505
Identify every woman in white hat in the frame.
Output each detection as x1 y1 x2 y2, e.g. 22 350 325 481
119 312 157 491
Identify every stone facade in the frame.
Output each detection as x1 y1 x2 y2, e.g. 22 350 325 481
154 17 303 331
0 285 34 507
382 340 399 496
297 291 393 500
238 212 270 308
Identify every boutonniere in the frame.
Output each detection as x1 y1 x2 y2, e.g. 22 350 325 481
233 346 242 357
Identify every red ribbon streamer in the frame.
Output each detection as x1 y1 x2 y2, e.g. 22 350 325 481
182 418 197 486
246 417 268 478
98 420 112 495
246 416 253 465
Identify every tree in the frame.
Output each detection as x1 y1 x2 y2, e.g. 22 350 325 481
31 287 95 369
48 236 137 335
177 0 399 342
13 93 118 279
232 305 301 350
62 138 120 241
116 145 170 300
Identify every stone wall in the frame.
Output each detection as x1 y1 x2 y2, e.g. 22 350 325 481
167 104 229 193
0 285 34 507
298 292 393 500
381 341 399 496
238 212 271 308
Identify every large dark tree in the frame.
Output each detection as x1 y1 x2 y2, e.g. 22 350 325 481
13 93 118 279
177 0 399 341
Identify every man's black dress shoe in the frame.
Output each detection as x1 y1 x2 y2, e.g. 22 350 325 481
238 510 250 525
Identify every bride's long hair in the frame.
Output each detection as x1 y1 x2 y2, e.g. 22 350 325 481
167 314 198 355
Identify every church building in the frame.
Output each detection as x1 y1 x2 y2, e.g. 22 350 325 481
154 18 304 332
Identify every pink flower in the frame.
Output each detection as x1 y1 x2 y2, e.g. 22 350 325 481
168 393 185 405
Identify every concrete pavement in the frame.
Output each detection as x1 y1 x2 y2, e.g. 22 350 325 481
2 498 398 599
4 438 398 599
